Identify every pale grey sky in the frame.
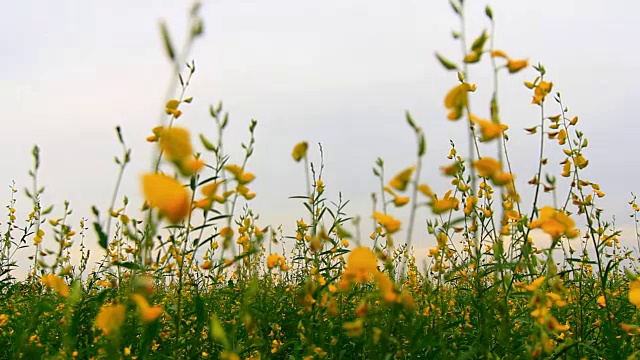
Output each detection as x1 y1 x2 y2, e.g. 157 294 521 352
2 1 639 272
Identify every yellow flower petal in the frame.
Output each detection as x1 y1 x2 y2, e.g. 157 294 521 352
159 127 193 162
292 141 309 162
41 274 69 297
95 304 126 336
142 173 190 223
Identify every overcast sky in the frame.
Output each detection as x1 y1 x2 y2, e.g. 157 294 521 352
2 1 639 273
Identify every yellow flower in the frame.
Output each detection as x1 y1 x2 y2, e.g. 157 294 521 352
94 304 126 336
430 190 460 214
507 59 528 73
224 164 256 185
528 206 579 240
525 277 546 292
444 83 475 120
236 185 256 200
41 274 69 297
470 114 508 142
343 319 364 337
159 127 193 162
417 184 434 198
165 99 182 117
557 129 567 145
292 141 308 162
464 196 477 216
130 294 163 323
142 173 190 223
266 254 281 269
389 166 415 191
491 171 514 186
393 196 409 207
342 247 378 284
372 212 401 234
629 280 640 308
532 80 553 105
0 314 8 327
179 157 205 176
374 271 399 304
473 157 501 178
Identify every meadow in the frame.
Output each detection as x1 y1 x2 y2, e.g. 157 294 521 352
1 1 640 359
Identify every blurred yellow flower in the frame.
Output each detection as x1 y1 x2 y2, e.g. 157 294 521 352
372 212 401 234
389 166 415 191
342 247 378 284
95 304 126 336
470 114 508 142
41 274 69 298
343 319 364 337
292 141 308 162
266 253 282 269
130 294 163 323
507 59 528 73
159 127 193 162
473 158 501 179
528 206 579 240
430 190 460 214
224 164 256 185
444 83 475 120
142 173 190 223
629 280 640 309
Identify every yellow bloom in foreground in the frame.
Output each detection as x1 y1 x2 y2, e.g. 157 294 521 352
629 280 640 308
130 294 163 323
41 274 69 297
372 212 401 234
342 247 378 285
159 127 193 162
292 141 308 162
142 173 190 223
389 166 415 191
95 304 126 336
444 83 476 120
528 206 579 240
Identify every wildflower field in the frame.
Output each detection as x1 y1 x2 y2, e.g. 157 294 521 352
2 1 640 359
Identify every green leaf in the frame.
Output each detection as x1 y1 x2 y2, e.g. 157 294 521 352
418 133 426 157
471 30 488 53
449 0 461 15
405 111 417 130
199 134 216 152
485 5 493 20
159 21 175 61
435 53 458 70
113 261 143 270
94 222 108 250
42 205 54 215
